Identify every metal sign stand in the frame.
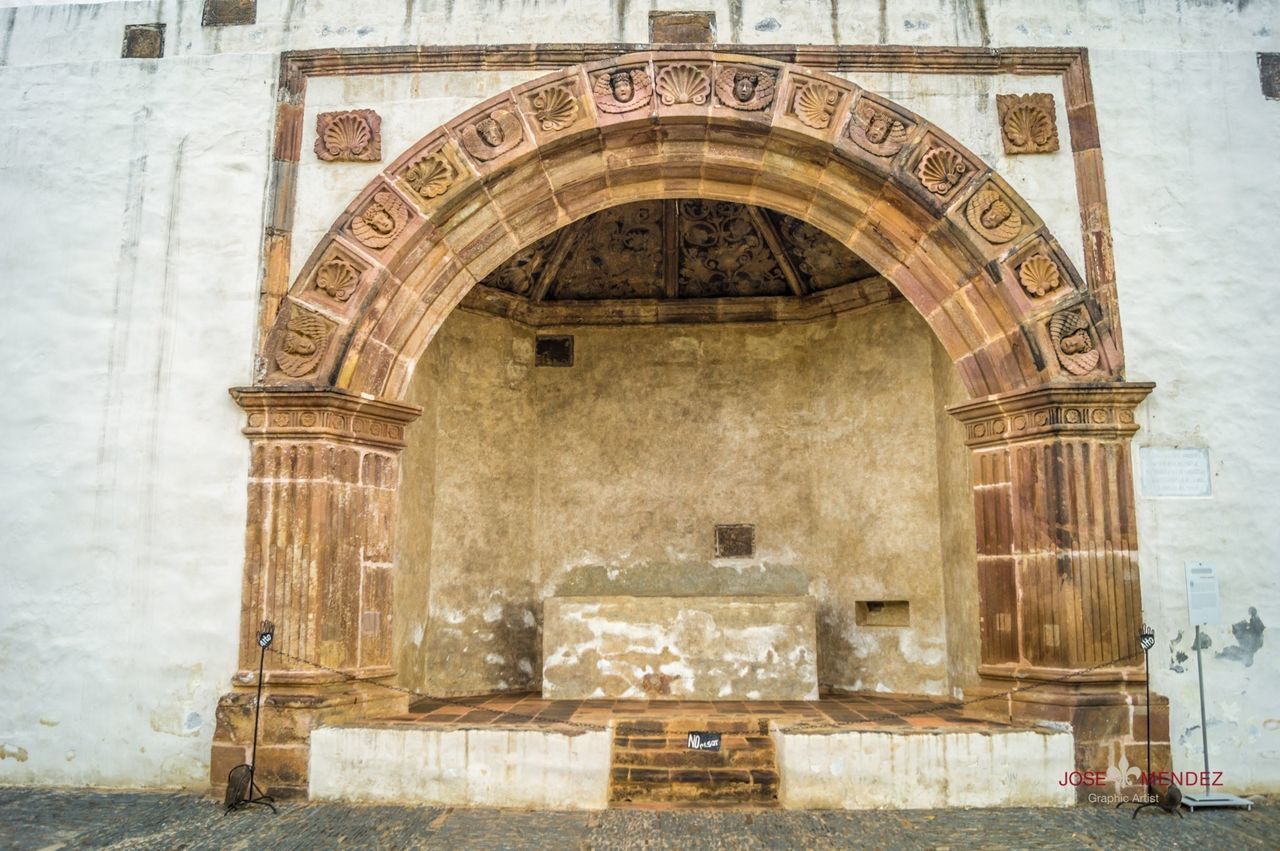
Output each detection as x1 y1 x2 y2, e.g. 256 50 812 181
1180 564 1252 812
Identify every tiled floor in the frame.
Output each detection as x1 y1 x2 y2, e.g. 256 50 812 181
380 690 1022 734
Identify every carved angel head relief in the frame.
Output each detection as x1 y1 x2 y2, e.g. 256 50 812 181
846 99 913 157
965 185 1024 244
1048 308 1101 375
593 68 653 113
459 108 524 160
275 305 334 378
350 190 409 249
713 67 776 111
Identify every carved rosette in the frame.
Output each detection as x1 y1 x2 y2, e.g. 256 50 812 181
529 84 580 132
1048 308 1101 376
789 79 841 129
349 190 410 249
916 146 969 195
965 185 1024 244
845 98 914 157
274 304 335 378
401 151 456 202
314 110 382 163
997 93 1059 155
1017 253 1062 298
712 66 776 111
458 108 524 161
592 68 653 114
655 63 711 106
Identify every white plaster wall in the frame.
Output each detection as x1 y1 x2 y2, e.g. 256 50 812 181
0 0 1277 793
0 52 272 786
773 728 1075 809
309 725 611 809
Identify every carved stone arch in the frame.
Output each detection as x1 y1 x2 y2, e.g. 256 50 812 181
219 52 1160 802
266 52 1122 402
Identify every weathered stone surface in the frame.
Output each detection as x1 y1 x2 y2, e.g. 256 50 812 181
542 596 819 700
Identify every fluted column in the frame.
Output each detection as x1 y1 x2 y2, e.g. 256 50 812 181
211 387 421 798
950 382 1169 801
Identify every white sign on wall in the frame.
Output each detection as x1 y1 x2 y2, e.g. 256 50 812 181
1140 446 1211 498
1185 562 1221 626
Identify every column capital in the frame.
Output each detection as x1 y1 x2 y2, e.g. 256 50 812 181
946 381 1154 448
229 386 422 450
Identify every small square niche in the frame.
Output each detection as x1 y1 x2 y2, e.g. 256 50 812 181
535 335 574 367
649 11 715 44
122 24 165 59
856 600 911 627
203 0 256 27
715 524 755 559
1260 53 1280 100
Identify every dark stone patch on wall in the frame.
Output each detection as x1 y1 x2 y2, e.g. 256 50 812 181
203 0 256 27
649 11 715 43
1217 607 1265 666
122 24 164 59
715 524 755 558
1260 53 1280 100
535 335 574 367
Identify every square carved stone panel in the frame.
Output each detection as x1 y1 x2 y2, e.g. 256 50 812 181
996 93 1059 154
649 12 715 44
122 24 164 59
715 524 755 558
203 0 256 27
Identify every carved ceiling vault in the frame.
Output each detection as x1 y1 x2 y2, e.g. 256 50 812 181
463 200 896 325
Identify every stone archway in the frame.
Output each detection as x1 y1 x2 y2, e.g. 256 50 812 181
212 52 1161 800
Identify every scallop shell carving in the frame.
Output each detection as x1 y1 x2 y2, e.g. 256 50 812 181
532 85 579 131
350 190 409 249
1004 103 1055 149
655 63 711 106
314 110 381 162
314 258 359 301
965 187 1023 244
1017 253 1061 297
325 115 370 156
1048 309 1100 375
916 147 969 195
403 153 454 200
793 81 841 129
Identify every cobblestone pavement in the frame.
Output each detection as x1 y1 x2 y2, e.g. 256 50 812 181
0 789 1275 850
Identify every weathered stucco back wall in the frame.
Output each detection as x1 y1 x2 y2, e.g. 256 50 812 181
1 0 1277 793
398 301 975 698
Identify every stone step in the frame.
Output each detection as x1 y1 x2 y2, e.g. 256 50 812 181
609 717 779 808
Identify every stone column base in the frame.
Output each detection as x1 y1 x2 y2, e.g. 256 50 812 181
962 679 1171 804
210 680 408 800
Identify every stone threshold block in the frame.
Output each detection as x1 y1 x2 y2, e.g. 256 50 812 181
542 596 818 701
772 727 1075 809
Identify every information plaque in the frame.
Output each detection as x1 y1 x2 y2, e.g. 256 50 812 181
1140 446 1211 498
1185 562 1221 626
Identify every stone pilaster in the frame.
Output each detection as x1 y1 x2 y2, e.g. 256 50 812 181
210 387 421 799
949 382 1168 801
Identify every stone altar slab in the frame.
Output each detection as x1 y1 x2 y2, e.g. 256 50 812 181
541 596 818 701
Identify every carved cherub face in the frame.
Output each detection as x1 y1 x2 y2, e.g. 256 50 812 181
361 205 395 236
733 73 757 102
1060 330 1092 355
610 71 634 103
283 329 319 356
476 117 504 147
979 197 1012 229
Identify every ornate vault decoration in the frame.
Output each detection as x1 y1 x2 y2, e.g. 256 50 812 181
464 200 889 325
